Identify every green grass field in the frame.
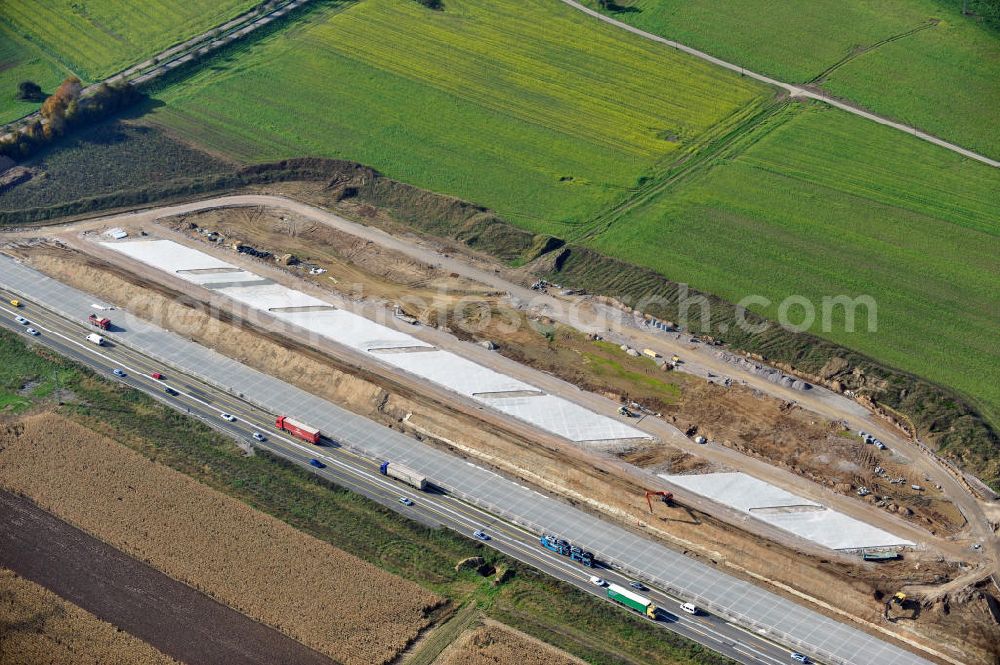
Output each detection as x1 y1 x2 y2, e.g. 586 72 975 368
583 0 1000 159
0 24 72 125
588 102 1000 427
1 0 258 81
146 0 767 235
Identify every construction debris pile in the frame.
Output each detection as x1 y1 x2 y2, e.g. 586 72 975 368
716 352 811 391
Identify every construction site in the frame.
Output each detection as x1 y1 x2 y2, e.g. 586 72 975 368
2 193 998 665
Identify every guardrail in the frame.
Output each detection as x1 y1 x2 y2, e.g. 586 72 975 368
0 279 879 665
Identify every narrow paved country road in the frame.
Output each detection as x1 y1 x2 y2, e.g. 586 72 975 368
560 0 1000 169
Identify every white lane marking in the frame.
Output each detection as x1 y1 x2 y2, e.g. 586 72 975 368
2 302 785 664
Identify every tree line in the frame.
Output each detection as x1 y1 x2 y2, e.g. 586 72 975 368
1 77 140 160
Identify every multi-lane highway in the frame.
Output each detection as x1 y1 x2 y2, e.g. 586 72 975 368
0 253 939 665
0 293 794 665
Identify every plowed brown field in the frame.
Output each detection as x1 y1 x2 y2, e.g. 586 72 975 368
0 414 443 665
0 567 177 665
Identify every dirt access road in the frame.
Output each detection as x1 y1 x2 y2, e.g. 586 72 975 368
34 194 993 564
559 0 1000 169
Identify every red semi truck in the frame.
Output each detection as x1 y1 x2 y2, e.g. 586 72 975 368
275 415 321 444
88 313 111 330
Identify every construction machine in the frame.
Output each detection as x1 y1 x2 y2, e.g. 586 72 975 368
645 490 674 513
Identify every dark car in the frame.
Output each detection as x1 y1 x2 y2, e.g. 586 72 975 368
164 387 179 396
309 458 326 469
629 581 647 591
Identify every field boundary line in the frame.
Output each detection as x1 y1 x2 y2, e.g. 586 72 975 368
808 19 939 84
570 98 789 242
559 0 1000 168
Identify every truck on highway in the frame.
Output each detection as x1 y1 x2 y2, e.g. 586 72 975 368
607 583 657 619
275 415 321 444
540 534 595 567
88 313 111 330
86 333 105 346
379 461 428 491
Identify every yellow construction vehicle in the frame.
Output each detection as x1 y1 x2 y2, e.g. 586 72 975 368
9 299 20 307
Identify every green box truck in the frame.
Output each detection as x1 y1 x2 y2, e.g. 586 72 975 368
607 583 657 619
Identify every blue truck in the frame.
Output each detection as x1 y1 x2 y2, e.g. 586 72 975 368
540 534 595 567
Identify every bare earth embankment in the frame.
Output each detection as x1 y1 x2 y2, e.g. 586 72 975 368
0 414 443 665
0 566 177 665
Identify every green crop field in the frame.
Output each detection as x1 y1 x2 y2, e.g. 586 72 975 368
0 24 72 125
587 102 1000 427
582 0 1000 159
146 0 767 235
0 0 257 84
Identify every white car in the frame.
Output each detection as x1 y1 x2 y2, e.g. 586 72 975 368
679 602 699 615
14 316 28 325
252 432 266 442
220 413 237 422
589 576 607 587
399 497 414 506
25 328 39 336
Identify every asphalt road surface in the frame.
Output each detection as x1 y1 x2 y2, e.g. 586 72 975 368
0 255 936 665
68 193 989 568
0 294 789 665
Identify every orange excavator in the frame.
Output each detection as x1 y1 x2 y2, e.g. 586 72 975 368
645 490 674 513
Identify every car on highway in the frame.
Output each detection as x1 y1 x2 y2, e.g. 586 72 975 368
14 316 28 325
679 602 699 615
25 328 39 336
252 432 266 442
309 458 325 469
112 368 126 377
219 413 236 422
589 576 607 587
790 653 809 664
398 497 414 506
472 529 490 541
150 372 164 380
628 581 646 591
164 387 179 396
